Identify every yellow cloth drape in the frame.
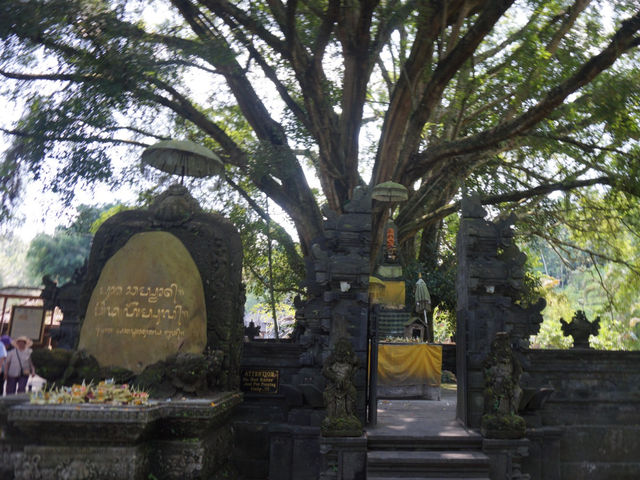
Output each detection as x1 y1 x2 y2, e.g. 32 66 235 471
377 344 442 387
368 277 405 307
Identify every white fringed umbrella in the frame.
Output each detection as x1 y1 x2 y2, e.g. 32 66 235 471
142 140 224 182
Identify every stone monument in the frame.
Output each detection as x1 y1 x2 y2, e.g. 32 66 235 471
78 231 207 373
77 183 245 390
0 184 246 480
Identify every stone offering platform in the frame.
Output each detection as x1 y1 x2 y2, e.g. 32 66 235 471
0 391 242 480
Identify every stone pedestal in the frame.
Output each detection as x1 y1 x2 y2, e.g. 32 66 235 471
483 438 530 480
0 392 241 480
522 427 562 480
269 424 322 480
319 435 367 480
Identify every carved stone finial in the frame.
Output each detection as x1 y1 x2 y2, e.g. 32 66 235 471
560 310 600 349
461 193 487 218
149 183 202 226
244 321 261 341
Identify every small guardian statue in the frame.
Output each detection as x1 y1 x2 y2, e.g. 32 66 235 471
481 332 526 439
321 337 362 437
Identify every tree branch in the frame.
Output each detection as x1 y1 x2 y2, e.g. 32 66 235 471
224 174 304 275
528 133 629 156
398 175 614 241
409 11 640 178
378 0 515 184
0 69 101 83
139 78 248 167
532 230 640 276
0 127 148 148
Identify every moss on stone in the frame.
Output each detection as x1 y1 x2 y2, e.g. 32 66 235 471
100 366 135 384
30 349 73 384
481 413 526 439
321 415 363 437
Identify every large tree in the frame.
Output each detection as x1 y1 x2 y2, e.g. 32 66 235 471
1 0 639 281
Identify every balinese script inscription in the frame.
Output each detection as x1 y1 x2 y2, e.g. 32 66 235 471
99 284 184 304
240 368 280 394
95 326 185 339
92 283 189 333
78 231 207 373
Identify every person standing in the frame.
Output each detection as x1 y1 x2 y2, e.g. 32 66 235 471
5 336 35 395
0 337 6 395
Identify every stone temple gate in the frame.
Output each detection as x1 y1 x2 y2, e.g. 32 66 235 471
0 187 638 480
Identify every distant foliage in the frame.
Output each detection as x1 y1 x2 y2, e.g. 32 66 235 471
432 306 456 344
0 235 35 286
27 231 92 285
530 288 573 349
245 302 296 339
25 204 113 285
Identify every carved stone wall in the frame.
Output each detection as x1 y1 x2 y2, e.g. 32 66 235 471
234 187 372 480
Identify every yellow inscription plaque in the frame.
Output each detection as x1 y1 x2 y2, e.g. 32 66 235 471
78 231 207 373
240 368 280 394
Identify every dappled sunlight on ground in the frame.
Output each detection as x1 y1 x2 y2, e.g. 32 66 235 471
367 385 470 437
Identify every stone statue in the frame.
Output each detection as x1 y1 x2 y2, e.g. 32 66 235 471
481 332 526 439
41 264 86 349
321 337 362 437
560 310 600 349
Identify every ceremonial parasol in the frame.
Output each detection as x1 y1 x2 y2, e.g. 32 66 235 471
141 140 224 182
371 181 409 203
415 274 432 341
372 181 409 219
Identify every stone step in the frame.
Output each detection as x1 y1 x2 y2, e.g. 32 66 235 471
367 432 483 451
367 450 490 477
368 477 490 480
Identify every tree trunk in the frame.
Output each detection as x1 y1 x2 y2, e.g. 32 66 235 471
418 222 442 271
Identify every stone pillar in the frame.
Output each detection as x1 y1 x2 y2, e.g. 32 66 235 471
522 427 562 480
456 195 545 427
296 186 372 423
269 424 323 480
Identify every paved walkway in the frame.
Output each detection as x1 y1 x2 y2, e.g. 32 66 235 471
365 386 489 479
367 385 473 438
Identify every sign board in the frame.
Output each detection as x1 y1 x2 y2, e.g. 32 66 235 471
240 368 279 394
9 306 45 343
